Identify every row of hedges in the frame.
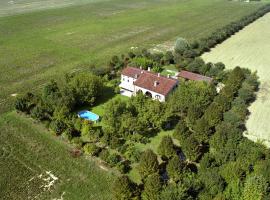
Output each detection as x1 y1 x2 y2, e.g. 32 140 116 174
191 4 270 54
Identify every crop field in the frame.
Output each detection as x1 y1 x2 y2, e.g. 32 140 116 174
0 0 268 113
202 13 270 147
0 112 114 200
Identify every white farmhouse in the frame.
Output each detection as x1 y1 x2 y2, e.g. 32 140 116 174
119 66 178 102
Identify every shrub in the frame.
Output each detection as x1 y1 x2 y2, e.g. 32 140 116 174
83 143 100 156
71 137 83 148
50 119 67 135
107 153 122 167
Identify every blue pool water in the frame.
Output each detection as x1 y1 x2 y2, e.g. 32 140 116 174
78 110 99 121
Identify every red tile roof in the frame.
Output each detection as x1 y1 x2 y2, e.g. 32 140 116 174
178 70 213 83
134 71 178 96
121 67 143 79
121 66 178 96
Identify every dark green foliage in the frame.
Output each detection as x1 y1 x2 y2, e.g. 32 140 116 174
203 103 223 127
83 143 100 156
124 144 141 163
164 51 174 64
166 155 185 182
193 117 211 143
141 173 162 200
107 153 122 167
68 73 104 106
99 149 110 161
174 37 190 55
160 183 189 200
138 149 159 179
116 160 130 174
30 104 47 120
15 92 35 113
71 137 83 148
173 121 190 144
181 135 201 162
199 168 225 198
185 106 203 129
167 81 216 117
242 175 269 200
103 94 167 139
112 176 137 200
186 57 205 73
157 136 175 159
50 119 67 135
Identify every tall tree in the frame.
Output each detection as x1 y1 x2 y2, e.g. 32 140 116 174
112 176 136 200
174 37 190 55
138 149 159 179
141 173 162 200
158 136 175 159
167 155 185 182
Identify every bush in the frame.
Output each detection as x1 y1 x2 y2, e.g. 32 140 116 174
15 92 35 113
30 105 47 120
71 137 83 148
116 160 131 174
99 149 110 161
174 37 190 55
107 153 122 167
83 143 100 156
50 119 67 135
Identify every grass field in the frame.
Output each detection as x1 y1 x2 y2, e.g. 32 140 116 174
0 112 114 200
0 0 105 17
202 13 270 147
0 0 267 113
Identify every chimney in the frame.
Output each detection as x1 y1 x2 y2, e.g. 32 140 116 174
148 67 151 72
135 74 138 79
167 74 170 78
141 70 144 74
158 73 160 77
140 66 142 70
154 81 159 87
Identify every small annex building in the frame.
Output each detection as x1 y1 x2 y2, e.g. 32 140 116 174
178 70 213 83
119 67 178 102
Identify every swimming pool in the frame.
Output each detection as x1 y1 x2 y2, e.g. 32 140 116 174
78 110 99 122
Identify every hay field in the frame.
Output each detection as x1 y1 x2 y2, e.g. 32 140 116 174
202 13 270 146
0 0 267 113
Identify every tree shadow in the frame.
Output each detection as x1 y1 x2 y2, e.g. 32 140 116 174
95 86 116 106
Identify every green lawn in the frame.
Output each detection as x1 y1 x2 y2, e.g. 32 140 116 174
0 112 114 200
161 64 178 76
0 0 267 113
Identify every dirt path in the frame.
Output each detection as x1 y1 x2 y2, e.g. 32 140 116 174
202 13 270 147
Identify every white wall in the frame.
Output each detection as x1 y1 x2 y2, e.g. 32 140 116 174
134 86 166 102
119 75 136 92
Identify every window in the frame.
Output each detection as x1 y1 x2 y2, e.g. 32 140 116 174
155 95 161 100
